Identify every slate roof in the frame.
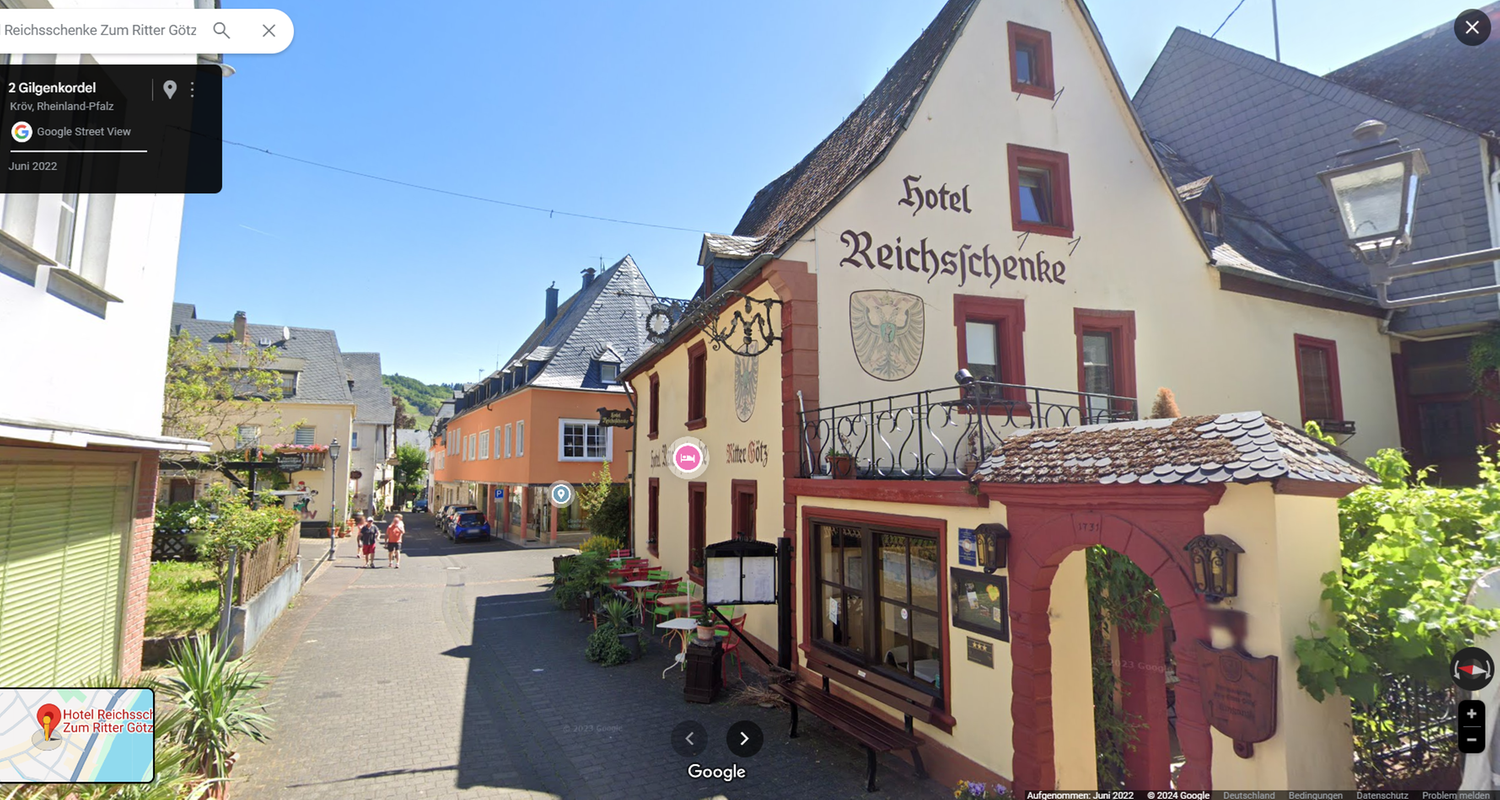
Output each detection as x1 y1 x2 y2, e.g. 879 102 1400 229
396 429 430 452
1325 4 1500 137
1152 140 1373 300
698 234 765 265
174 313 355 406
342 352 396 426
1134 27 1500 333
731 0 977 256
973 412 1375 487
483 255 657 394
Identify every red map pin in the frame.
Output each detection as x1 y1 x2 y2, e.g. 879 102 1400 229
37 704 60 741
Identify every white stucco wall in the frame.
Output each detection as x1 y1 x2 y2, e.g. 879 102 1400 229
778 0 1399 462
0 41 193 440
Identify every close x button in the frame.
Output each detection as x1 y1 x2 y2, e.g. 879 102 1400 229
1459 700 1486 754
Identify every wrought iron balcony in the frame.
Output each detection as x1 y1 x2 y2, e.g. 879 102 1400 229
798 379 1139 480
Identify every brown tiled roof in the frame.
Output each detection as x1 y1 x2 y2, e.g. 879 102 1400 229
731 0 977 255
973 412 1376 487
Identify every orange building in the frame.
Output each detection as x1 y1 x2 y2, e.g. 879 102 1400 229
429 256 656 544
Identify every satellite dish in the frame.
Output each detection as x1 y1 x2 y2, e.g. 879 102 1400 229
282 326 291 342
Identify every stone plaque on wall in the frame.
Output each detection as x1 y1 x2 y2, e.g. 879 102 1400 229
1196 641 1278 758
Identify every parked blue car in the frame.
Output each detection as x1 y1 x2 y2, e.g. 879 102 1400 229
413 498 428 512
450 511 491 542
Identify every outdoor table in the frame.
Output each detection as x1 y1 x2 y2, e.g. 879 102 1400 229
617 580 659 626
656 617 700 678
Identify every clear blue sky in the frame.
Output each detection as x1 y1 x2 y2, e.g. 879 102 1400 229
177 0 1480 385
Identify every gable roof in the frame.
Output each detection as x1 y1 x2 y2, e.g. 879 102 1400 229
486 255 657 393
973 411 1375 488
1325 4 1500 137
731 0 978 256
1152 140 1373 301
175 314 355 406
342 352 397 426
1134 26 1499 334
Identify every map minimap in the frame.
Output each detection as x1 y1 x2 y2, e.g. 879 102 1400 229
0 688 154 783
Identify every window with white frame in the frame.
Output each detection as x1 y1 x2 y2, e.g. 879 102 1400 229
352 431 360 450
51 193 114 285
505 424 513 457
478 430 490 459
494 427 503 459
469 433 476 461
294 426 316 446
236 425 260 448
516 421 524 456
559 419 610 461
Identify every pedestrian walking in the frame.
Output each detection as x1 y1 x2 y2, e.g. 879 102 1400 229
386 513 405 569
357 513 379 568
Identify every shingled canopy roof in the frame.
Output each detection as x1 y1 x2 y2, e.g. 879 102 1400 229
973 412 1375 488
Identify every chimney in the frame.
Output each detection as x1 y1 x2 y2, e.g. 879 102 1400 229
581 267 596 291
232 311 247 343
545 283 559 324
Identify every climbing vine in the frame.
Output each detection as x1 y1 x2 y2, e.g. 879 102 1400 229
1468 328 1500 396
1087 545 1169 790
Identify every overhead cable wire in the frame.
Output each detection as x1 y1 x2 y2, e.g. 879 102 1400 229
214 135 709 234
1211 0 1249 38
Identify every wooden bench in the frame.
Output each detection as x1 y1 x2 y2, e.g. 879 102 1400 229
771 649 935 792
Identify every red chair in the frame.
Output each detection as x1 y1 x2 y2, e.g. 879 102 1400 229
716 614 747 683
609 549 632 559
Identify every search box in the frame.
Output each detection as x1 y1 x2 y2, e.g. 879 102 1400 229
0 9 293 54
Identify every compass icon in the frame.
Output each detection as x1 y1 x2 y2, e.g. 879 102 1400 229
1453 646 1495 691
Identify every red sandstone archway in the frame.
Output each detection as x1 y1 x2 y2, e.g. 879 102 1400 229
999 484 1225 792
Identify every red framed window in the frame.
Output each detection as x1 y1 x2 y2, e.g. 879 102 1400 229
647 478 660 554
1008 22 1054 99
954 295 1028 409
688 481 707 579
648 373 660 440
731 479 757 540
1295 335 1343 423
1074 309 1137 423
1007 144 1072 238
687 341 707 430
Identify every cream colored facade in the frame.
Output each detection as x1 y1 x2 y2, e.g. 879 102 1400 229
631 282 786 651
775 0 1398 461
625 0 1380 791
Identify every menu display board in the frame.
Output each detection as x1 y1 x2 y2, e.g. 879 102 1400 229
950 568 1009 641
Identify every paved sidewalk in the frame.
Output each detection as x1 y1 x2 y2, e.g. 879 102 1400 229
234 515 952 800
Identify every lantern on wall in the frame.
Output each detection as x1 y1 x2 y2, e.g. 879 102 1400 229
974 523 1009 574
1184 534 1243 602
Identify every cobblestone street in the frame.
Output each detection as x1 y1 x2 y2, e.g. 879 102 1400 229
234 514 952 800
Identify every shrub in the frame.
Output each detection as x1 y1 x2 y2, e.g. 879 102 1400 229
579 535 623 556
156 636 272 786
586 623 633 666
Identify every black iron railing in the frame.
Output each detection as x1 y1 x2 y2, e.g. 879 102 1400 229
1353 674 1458 788
797 380 1138 480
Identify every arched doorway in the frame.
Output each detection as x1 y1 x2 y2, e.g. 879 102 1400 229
1001 484 1224 792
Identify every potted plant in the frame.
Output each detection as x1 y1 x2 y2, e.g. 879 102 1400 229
695 606 716 642
825 446 855 479
601 598 640 658
962 430 981 475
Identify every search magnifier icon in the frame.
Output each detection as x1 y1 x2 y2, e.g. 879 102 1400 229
214 22 229 38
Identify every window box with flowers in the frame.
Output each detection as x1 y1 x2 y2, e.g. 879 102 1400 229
269 444 328 470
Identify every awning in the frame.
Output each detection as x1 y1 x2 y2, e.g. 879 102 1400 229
0 417 211 452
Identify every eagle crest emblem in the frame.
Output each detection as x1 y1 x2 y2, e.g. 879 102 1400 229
849 290 924 381
734 354 758 422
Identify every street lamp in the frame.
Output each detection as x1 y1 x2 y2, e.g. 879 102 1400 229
328 437 341 559
1318 119 1500 308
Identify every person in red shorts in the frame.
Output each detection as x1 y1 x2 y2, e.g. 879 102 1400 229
356 513 379 567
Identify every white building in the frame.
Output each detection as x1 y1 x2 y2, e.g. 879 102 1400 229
0 32 208 682
343 352 396 516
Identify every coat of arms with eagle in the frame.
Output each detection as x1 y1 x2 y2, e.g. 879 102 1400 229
849 290 924 381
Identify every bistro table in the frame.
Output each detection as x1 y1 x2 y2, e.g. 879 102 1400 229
656 617 701 678
616 580 659 626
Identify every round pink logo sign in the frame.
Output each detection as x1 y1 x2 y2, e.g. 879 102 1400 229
668 437 709 480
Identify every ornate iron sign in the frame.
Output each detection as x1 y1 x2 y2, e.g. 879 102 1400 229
849 289 924 381
630 289 783 358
